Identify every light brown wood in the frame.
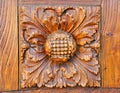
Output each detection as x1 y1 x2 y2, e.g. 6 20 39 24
20 6 100 88
3 92 19 93
0 0 120 92
0 0 18 91
19 0 101 5
20 87 120 93
101 0 120 88
1 88 120 93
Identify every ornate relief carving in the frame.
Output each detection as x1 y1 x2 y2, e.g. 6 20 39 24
20 6 100 88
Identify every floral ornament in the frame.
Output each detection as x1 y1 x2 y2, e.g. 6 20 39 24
20 6 100 88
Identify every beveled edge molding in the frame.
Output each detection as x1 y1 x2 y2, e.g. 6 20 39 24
19 0 101 5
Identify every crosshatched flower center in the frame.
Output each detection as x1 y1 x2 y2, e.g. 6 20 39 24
45 30 76 62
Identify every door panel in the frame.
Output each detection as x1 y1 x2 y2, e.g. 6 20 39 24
0 0 18 91
0 0 120 92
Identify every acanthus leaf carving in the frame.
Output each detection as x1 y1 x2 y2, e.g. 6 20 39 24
20 6 100 88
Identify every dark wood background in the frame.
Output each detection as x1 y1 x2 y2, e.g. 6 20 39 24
0 0 120 92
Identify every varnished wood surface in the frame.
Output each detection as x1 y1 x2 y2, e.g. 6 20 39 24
1 88 120 93
20 5 100 89
0 0 120 92
8 88 120 93
19 0 101 5
101 0 120 88
2 92 19 93
0 0 18 91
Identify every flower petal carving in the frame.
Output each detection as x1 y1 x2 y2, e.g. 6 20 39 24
69 7 86 33
20 6 100 88
42 16 58 33
71 56 100 87
72 7 100 46
77 47 93 61
60 13 75 31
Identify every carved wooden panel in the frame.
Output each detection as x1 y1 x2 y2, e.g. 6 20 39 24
19 6 100 88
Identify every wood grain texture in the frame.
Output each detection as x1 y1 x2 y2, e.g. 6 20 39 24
2 92 19 93
1 88 120 93
0 0 18 91
101 0 120 87
19 0 101 5
19 88 120 93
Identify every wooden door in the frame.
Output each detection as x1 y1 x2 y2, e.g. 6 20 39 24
0 0 120 92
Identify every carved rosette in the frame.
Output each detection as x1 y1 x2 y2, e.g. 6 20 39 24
20 6 100 88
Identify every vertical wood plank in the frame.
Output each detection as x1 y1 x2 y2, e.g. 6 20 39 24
0 0 18 91
101 0 120 87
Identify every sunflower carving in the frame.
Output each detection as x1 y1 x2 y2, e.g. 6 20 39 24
20 6 100 88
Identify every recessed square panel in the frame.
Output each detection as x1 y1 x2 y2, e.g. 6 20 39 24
19 5 101 88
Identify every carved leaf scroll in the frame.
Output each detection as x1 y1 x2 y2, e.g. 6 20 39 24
20 6 100 88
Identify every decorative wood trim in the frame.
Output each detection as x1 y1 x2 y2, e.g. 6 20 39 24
19 6 100 89
19 0 101 5
20 88 120 93
1 88 120 93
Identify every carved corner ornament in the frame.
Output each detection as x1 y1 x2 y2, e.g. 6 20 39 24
20 6 100 88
